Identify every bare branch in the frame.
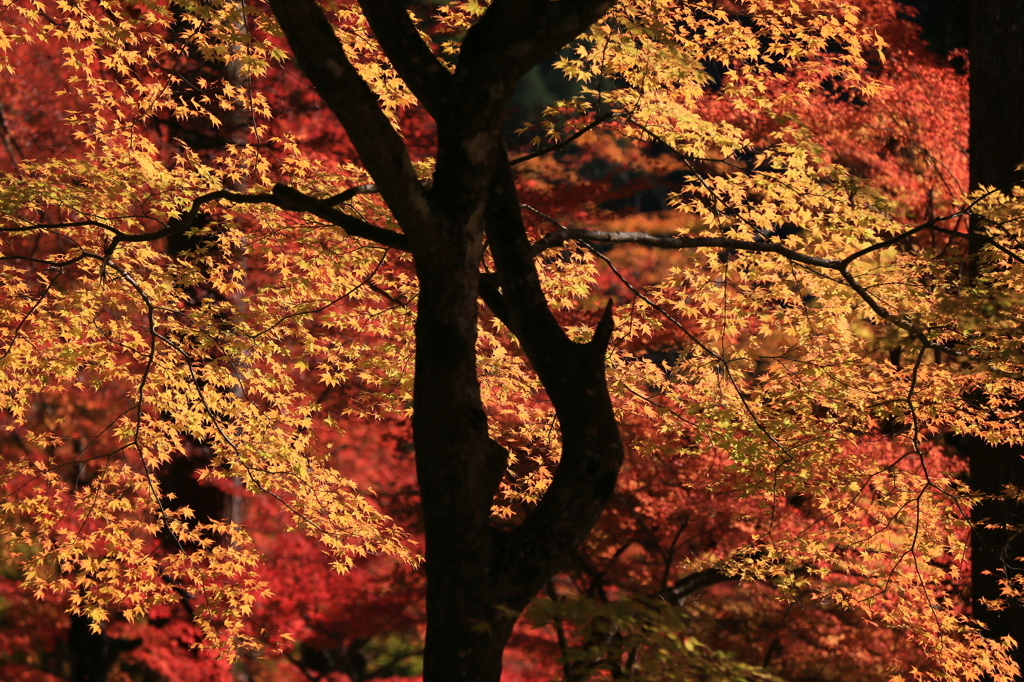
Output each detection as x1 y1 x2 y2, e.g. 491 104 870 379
324 179 434 208
838 211 967 267
663 567 733 604
531 226 841 269
267 184 409 251
323 183 380 207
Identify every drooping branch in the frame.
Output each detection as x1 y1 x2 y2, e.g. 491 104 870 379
528 219 964 348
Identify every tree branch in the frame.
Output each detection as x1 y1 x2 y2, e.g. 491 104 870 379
323 179 434 208
662 567 734 604
358 0 452 118
10 187 410 256
530 222 959 349
166 187 409 251
838 213 967 267
430 0 618 223
477 156 626 595
266 184 409 251
531 227 841 269
510 111 617 167
267 0 433 240
456 0 617 95
323 183 379 207
478 272 512 328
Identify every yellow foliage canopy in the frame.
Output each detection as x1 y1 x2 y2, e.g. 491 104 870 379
0 1 1021 679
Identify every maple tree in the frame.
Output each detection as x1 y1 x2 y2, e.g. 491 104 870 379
1 1 1023 681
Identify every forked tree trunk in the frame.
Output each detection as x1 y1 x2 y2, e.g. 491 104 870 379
968 2 1024 675
267 2 621 678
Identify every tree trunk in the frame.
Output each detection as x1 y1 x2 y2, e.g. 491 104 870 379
969 1 1024 673
412 225 508 681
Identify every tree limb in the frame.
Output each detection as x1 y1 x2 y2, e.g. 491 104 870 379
456 0 617 96
530 223 958 349
266 185 410 251
531 226 841 269
323 183 379 207
323 180 435 208
662 567 734 604
478 272 512 328
358 0 452 118
267 0 433 241
430 0 618 223
6 186 410 257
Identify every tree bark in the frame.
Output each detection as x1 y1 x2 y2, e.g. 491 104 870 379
968 1 1024 674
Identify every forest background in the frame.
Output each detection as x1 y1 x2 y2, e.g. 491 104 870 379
3 1 1024 681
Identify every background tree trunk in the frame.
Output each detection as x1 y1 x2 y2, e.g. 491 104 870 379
968 1 1024 674
67 614 140 682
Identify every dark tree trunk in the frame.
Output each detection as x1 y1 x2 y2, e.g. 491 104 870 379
968 2 1024 674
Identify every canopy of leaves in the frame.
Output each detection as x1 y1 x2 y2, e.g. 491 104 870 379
0 1 1020 680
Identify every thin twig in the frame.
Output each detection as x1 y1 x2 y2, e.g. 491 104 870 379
510 111 617 167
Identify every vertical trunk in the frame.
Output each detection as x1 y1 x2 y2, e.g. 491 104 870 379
969 2 1024 673
412 223 508 681
420 590 512 682
966 437 1024 660
969 2 1024 193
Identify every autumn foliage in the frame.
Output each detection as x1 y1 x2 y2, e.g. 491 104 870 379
0 1 1021 681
